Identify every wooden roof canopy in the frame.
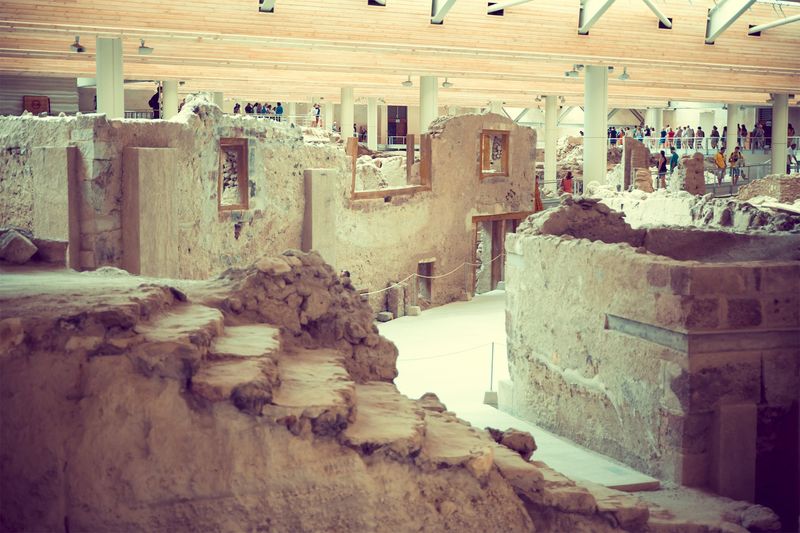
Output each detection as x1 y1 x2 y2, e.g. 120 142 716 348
0 0 798 107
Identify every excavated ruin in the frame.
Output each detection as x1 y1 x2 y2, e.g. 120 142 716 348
0 243 783 532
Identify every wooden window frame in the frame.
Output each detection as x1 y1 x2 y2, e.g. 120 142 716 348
218 138 249 212
480 129 511 180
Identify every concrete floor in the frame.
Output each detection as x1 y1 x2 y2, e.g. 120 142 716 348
379 290 659 491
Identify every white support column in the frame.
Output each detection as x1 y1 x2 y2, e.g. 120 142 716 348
419 76 439 133
583 65 609 183
341 87 355 137
213 92 224 109
162 80 178 119
489 101 504 115
324 102 334 131
367 97 378 150
726 103 739 152
771 93 789 175
286 102 296 124
95 37 124 119
544 95 558 192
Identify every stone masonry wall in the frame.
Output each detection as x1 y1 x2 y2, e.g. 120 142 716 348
0 102 536 311
502 200 799 516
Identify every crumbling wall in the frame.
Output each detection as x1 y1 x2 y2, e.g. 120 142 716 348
0 100 537 312
503 200 799 520
737 173 800 204
589 186 800 233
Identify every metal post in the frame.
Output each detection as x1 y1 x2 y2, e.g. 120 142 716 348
490 342 495 392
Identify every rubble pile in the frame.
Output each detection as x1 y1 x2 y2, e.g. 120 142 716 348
737 173 800 204
586 185 800 233
556 136 622 180
355 154 408 190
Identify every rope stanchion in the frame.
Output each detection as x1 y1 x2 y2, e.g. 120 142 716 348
401 342 497 362
361 253 506 296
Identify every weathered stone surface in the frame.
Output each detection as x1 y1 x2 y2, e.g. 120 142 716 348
30 238 68 264
376 311 393 322
487 427 537 460
0 229 37 264
418 392 448 413
192 357 279 414
406 305 421 316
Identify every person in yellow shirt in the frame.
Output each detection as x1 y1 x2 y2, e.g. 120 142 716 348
714 147 726 184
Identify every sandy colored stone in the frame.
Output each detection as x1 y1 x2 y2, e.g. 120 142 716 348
487 427 537 460
0 229 37 264
192 357 279 414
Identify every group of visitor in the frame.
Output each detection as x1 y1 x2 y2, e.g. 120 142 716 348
235 102 285 121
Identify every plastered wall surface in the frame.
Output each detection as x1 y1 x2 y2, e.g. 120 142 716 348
501 200 799 520
0 100 535 310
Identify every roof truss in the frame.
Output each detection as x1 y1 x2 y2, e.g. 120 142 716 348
578 0 617 34
705 0 757 44
431 0 458 24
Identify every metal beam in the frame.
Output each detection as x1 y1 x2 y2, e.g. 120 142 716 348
487 0 535 14
578 0 617 35
372 0 387 4
748 13 800 34
640 0 672 28
513 108 529 122
630 109 645 123
431 0 458 24
705 0 756 44
607 108 618 121
557 106 574 125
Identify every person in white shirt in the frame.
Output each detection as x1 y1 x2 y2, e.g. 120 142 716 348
789 143 798 174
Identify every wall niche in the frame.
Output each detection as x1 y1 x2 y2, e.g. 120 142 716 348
480 130 510 179
218 138 249 211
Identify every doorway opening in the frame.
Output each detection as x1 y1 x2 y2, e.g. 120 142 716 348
417 260 433 305
472 213 527 294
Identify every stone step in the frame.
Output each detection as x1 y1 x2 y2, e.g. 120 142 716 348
265 348 356 437
136 303 225 345
192 357 280 415
341 382 426 457
208 324 281 361
129 303 225 380
415 411 495 481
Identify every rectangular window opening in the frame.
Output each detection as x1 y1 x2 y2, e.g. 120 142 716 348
417 261 433 303
218 138 249 211
480 130 510 179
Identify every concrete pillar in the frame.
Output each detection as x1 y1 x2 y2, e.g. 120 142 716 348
489 101 504 115
419 76 438 133
771 93 789 174
645 108 662 132
544 95 558 192
726 103 739 152
324 102 334 131
162 80 178 119
302 169 337 267
584 65 609 183
286 102 296 123
367 97 378 150
341 87 354 137
213 92 224 109
95 37 124 119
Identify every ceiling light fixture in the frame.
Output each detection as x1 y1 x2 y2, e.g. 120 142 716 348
559 96 566 104
70 35 85 53
564 65 580 78
618 67 630 81
534 96 542 102
138 39 154 55
442 78 453 88
401 76 413 87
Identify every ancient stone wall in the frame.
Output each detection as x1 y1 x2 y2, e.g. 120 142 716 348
737 173 800 203
0 99 536 311
502 199 799 520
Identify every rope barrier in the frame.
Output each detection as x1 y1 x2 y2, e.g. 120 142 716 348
361 252 506 296
400 341 506 362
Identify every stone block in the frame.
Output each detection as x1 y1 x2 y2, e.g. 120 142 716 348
31 238 68 265
376 311 393 322
760 295 800 328
406 305 421 316
121 148 179 277
726 298 762 328
762 352 800 406
386 284 405 318
710 403 757 502
0 229 37 264
684 298 720 329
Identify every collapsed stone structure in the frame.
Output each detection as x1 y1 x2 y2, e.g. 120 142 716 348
0 97 535 314
501 197 799 527
0 248 783 532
